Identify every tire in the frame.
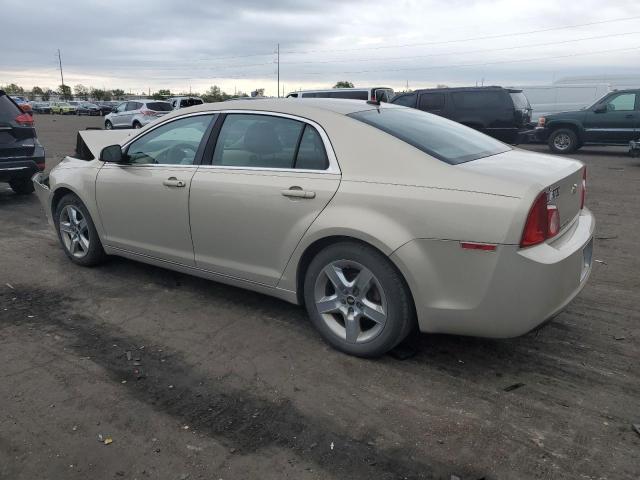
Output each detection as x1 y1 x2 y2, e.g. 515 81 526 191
9 178 35 195
133 121 142 129
303 241 415 357
105 120 113 130
54 194 106 267
548 128 578 154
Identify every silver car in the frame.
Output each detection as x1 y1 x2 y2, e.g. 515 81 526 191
104 100 173 129
33 99 594 358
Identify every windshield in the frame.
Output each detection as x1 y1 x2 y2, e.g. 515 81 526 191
348 107 511 164
509 91 530 109
146 102 173 112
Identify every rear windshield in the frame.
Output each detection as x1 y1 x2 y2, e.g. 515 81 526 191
348 107 511 164
146 102 173 112
0 94 22 123
509 91 530 109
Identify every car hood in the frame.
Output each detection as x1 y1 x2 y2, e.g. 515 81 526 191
77 129 135 158
544 109 586 121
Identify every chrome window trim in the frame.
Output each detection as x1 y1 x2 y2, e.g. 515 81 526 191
201 109 340 174
112 109 340 174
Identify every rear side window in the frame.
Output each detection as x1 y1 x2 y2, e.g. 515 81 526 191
146 102 173 112
0 94 22 123
392 93 417 108
451 91 504 109
348 107 511 165
418 93 445 111
329 90 368 100
213 114 328 170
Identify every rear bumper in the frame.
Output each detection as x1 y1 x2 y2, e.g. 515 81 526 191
0 144 45 182
391 208 595 338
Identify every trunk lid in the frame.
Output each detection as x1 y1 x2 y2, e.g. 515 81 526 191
460 149 584 228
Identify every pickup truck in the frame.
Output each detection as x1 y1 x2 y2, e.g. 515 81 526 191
536 89 639 154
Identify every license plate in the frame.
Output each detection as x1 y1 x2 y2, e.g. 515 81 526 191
581 238 593 281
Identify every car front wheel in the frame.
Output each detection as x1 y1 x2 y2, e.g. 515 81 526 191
304 241 415 357
548 128 578 154
54 194 106 267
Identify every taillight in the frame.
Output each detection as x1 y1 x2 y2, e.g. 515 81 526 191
141 109 155 116
520 191 561 247
15 113 34 126
580 167 587 209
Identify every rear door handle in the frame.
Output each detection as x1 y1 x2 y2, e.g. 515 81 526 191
163 177 186 188
281 187 316 199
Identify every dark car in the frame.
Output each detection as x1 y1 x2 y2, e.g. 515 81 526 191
536 89 640 154
95 102 114 116
76 102 101 116
0 90 45 194
391 86 532 143
32 101 51 114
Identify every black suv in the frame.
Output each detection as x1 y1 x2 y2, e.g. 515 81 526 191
536 89 640 154
0 90 45 194
391 86 532 143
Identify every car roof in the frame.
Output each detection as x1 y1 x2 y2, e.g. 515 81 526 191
155 98 400 122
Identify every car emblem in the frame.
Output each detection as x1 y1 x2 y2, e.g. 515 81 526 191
571 183 578 194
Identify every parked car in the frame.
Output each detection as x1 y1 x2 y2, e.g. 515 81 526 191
511 83 611 122
391 86 533 143
76 102 101 116
287 87 394 102
169 96 204 110
10 96 32 114
95 102 114 116
33 99 594 357
0 90 45 194
104 100 173 129
536 89 640 153
32 101 51 114
50 102 76 114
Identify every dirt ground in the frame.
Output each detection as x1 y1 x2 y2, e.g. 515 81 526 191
1 114 638 480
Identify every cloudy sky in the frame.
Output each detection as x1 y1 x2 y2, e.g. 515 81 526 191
1 0 639 96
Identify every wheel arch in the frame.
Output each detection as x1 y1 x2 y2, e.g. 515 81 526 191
547 121 584 141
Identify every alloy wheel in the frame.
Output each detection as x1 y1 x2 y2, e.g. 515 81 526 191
313 260 387 344
59 205 90 258
553 133 571 151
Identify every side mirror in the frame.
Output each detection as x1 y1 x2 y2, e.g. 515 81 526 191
594 104 607 113
100 144 124 163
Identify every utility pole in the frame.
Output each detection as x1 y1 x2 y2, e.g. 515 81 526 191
57 49 65 98
276 43 280 98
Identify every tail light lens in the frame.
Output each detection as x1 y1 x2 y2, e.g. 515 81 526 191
15 113 34 126
580 167 587 209
141 109 155 116
520 191 561 247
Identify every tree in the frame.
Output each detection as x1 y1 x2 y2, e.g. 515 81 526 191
90 88 111 101
74 84 89 100
111 89 125 99
151 89 171 100
42 89 53 101
58 84 72 100
202 85 233 103
29 86 44 100
2 83 24 94
333 81 354 88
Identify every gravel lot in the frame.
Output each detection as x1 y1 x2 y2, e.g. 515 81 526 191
1 114 639 480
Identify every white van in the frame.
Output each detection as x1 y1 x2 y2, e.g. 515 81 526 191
511 84 611 121
287 87 394 102
168 96 204 110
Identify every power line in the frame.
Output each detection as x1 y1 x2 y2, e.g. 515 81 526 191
297 45 640 76
281 15 640 55
282 30 640 66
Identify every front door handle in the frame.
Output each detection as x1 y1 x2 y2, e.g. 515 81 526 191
163 177 186 188
281 186 316 199
625 114 634 118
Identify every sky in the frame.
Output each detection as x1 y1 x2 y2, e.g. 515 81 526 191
1 0 640 96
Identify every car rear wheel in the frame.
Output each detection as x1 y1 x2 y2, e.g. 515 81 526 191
133 121 142 129
105 120 113 130
548 128 578 154
304 241 415 357
9 178 35 195
54 194 106 267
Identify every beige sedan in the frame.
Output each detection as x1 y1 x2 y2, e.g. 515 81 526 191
33 99 594 357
